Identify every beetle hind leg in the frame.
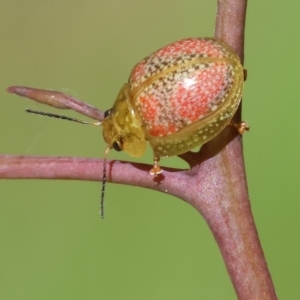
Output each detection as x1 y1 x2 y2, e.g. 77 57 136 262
231 121 250 134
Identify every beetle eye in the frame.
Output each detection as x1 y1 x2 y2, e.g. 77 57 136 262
104 109 111 118
112 141 122 152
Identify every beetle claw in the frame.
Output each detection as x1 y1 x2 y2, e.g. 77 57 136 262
231 121 250 134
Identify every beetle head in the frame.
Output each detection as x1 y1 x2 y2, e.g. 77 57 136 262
102 83 147 157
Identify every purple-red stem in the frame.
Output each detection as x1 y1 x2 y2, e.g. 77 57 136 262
198 0 277 298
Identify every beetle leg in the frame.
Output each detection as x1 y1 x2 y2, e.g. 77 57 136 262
230 121 250 134
150 156 162 176
243 69 248 81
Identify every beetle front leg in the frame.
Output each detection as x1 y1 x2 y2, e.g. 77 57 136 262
150 156 162 176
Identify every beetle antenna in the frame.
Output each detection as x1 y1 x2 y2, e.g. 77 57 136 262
26 108 107 216
26 108 101 126
100 157 106 218
100 146 111 218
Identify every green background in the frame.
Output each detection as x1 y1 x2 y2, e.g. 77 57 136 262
0 1 299 299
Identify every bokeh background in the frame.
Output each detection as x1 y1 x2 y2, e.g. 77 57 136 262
0 1 299 299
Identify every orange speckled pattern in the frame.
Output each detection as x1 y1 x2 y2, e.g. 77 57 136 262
129 38 236 137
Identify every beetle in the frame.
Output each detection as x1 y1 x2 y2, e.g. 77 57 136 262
101 37 245 175
20 37 246 217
